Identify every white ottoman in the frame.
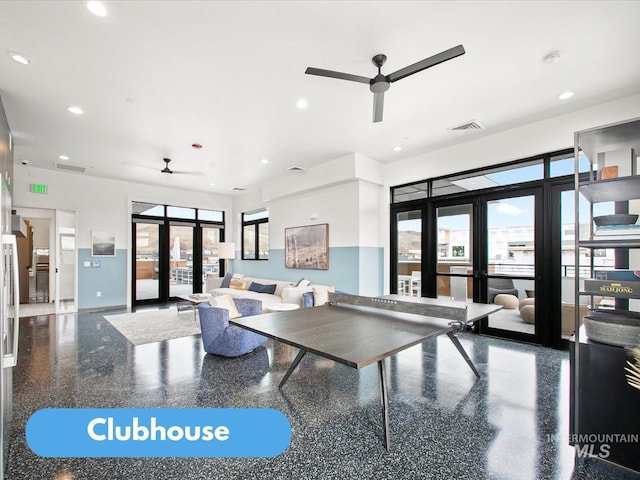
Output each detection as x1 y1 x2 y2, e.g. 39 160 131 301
494 293 519 310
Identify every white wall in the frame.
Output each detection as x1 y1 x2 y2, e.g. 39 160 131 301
13 167 232 308
14 168 232 249
384 94 640 187
232 158 386 294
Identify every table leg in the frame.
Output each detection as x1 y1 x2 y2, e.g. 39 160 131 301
378 358 390 450
446 331 481 378
279 349 307 389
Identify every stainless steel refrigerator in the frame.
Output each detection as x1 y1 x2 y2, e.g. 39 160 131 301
1 96 20 479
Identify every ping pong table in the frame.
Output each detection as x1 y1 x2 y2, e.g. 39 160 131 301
230 293 501 449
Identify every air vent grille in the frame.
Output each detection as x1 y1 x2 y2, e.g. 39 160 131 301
448 120 484 132
288 166 306 172
55 162 86 173
231 187 246 191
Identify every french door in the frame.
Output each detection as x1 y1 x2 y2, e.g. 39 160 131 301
476 189 543 344
393 187 551 344
133 220 223 305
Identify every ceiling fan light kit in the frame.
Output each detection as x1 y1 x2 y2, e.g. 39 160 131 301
161 158 173 174
159 158 200 176
305 44 465 123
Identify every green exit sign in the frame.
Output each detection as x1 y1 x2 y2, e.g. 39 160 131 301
30 183 48 194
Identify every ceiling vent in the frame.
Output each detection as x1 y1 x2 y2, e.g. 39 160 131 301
447 120 484 132
231 187 246 191
288 166 306 172
55 162 86 173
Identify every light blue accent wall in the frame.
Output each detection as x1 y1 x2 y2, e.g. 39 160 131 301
78 248 127 309
232 246 383 295
359 246 384 297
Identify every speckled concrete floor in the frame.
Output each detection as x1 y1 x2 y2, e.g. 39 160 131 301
5 309 639 480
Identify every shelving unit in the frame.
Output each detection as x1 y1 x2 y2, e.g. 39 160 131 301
571 117 640 473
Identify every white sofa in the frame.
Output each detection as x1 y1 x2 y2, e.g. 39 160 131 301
206 273 334 309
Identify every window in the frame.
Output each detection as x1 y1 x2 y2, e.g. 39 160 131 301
549 152 593 178
166 206 195 219
132 202 164 216
431 159 543 197
242 208 269 260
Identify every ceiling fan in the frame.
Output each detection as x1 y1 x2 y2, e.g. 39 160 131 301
305 45 465 123
160 158 197 175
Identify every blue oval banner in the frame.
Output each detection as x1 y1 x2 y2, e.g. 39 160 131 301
26 408 291 458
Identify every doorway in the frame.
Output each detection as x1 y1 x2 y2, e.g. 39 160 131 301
477 190 541 343
13 208 77 316
132 203 224 305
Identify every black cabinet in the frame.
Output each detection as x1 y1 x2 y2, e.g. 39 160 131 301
570 338 640 471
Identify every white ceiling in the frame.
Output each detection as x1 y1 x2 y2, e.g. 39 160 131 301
1 1 639 194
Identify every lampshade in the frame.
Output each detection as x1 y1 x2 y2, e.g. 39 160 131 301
218 242 236 260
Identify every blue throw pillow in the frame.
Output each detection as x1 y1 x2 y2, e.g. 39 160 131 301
302 291 314 308
220 272 233 288
248 282 277 294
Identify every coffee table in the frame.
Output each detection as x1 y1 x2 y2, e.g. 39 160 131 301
266 303 300 312
175 294 211 322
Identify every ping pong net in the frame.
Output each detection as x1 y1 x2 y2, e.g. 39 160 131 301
327 292 469 325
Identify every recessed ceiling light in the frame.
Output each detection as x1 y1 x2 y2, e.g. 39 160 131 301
558 91 574 100
58 155 70 161
67 106 84 115
393 146 402 152
9 52 31 65
296 99 308 109
86 1 108 17
543 51 561 64
209 182 216 187
261 158 269 164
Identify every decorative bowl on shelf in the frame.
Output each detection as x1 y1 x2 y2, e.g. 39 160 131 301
593 214 639 226
584 309 640 347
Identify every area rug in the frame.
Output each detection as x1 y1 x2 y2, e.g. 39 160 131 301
104 308 201 346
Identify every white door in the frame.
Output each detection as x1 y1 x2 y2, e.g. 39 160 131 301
55 210 77 314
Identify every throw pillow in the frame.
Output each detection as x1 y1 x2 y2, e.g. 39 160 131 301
220 272 233 288
311 285 335 306
229 278 247 289
209 294 241 319
295 278 311 288
248 282 277 295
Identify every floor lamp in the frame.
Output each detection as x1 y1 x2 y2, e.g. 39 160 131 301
218 242 236 276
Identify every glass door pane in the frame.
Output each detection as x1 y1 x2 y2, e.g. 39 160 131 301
258 223 269 260
436 204 473 301
169 224 194 298
486 195 536 334
135 223 159 301
396 210 421 296
202 227 220 292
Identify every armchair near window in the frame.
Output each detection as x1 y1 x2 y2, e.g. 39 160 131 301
487 277 518 303
198 298 267 357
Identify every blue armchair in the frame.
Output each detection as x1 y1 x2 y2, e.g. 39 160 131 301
198 298 267 357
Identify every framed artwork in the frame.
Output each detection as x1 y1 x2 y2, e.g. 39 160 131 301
285 223 329 270
91 230 116 257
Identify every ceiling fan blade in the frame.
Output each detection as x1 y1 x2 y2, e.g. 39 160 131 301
387 44 465 83
305 67 371 84
373 91 384 123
